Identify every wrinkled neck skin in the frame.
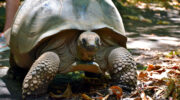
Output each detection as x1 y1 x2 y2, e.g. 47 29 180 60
77 45 97 61
37 31 110 74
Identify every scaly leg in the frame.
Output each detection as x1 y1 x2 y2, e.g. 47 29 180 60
22 52 60 99
108 47 137 92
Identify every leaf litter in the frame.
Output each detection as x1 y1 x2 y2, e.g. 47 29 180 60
47 49 180 100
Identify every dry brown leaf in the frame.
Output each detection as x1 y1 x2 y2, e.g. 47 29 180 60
96 92 103 96
147 64 155 71
134 97 141 100
154 68 165 74
95 96 104 100
81 93 93 100
167 66 180 70
62 84 73 98
108 86 123 99
49 92 62 98
140 91 147 100
103 94 110 100
138 71 148 81
168 70 180 76
146 95 153 100
153 88 166 99
95 94 110 100
49 84 73 99
146 86 158 89
129 90 139 97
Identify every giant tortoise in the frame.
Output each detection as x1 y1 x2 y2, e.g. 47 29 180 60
6 0 137 99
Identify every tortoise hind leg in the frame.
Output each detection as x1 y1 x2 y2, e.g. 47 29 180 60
107 47 137 92
22 52 60 100
7 53 28 81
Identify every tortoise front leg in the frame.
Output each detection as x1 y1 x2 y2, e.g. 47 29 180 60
108 47 137 92
22 52 60 99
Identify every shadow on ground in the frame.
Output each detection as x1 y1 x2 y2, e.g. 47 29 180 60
118 4 180 50
0 67 22 100
113 1 180 66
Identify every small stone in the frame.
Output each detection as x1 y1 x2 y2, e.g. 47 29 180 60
24 84 29 88
30 84 33 87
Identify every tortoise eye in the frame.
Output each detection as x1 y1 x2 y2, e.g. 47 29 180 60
95 37 100 45
82 38 86 45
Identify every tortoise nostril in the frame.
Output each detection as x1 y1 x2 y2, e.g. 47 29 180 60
86 44 97 51
88 45 96 49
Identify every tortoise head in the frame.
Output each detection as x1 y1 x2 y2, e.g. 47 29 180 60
78 31 101 51
77 31 101 61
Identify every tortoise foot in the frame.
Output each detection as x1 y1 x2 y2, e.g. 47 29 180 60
22 52 60 99
108 47 137 92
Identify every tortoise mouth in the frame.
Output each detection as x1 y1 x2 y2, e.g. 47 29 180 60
83 45 99 52
61 61 102 74
70 61 102 73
